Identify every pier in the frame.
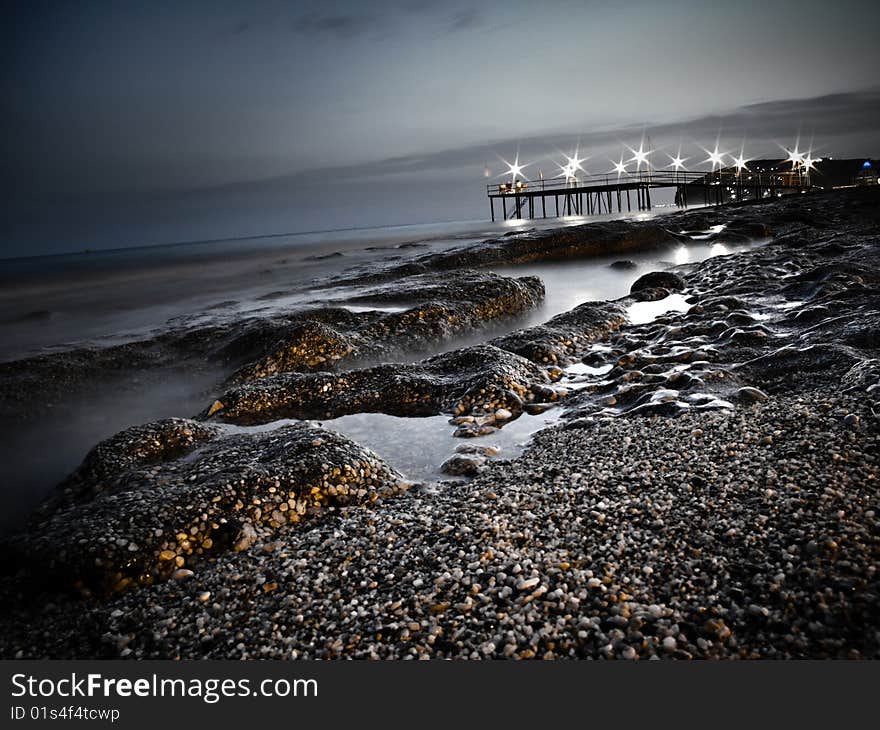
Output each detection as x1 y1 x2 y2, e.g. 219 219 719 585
487 169 812 221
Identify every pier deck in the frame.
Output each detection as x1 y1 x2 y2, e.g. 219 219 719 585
487 170 811 221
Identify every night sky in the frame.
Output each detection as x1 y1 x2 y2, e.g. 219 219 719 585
4 0 880 256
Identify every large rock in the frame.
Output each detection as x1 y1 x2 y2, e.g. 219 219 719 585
12 421 406 595
225 271 545 384
204 345 556 425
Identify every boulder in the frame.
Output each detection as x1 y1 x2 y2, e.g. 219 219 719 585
630 271 686 294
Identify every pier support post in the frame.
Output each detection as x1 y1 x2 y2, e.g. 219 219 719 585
502 197 507 221
490 198 495 222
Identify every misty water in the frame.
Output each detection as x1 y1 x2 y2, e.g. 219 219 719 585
0 210 760 533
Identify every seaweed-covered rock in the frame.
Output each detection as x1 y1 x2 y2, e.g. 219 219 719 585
13 422 406 595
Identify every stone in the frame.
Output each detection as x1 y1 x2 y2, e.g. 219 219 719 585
630 271 686 294
735 386 769 403
440 454 485 477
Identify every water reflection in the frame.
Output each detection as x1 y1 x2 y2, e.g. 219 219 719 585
626 293 692 324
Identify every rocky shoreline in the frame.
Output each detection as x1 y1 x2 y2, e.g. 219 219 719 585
1 187 878 659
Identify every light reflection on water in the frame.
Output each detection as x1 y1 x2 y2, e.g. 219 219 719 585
490 238 752 328
626 293 693 324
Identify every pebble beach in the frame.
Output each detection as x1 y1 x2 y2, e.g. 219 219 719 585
1 187 878 659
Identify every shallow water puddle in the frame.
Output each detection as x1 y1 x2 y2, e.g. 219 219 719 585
219 410 561 483
215 365 614 483
626 293 693 324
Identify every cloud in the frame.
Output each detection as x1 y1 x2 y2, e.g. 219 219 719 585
294 11 379 39
448 9 482 33
290 88 880 180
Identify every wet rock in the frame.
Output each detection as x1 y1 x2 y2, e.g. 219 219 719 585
524 402 556 415
610 260 638 270
4 187 880 660
739 344 862 387
454 444 501 456
10 422 407 595
628 286 671 302
492 301 626 365
630 271 686 294
0 271 546 416
228 321 358 383
841 359 880 395
440 454 485 476
205 345 553 425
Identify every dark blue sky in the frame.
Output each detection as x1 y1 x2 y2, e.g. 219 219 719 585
4 0 880 255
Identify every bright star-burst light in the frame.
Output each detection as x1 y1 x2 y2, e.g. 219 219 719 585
668 152 688 170
566 154 586 173
733 153 749 174
503 156 526 182
558 152 586 181
704 146 726 170
627 143 651 170
786 147 804 166
802 154 816 171
611 158 628 178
